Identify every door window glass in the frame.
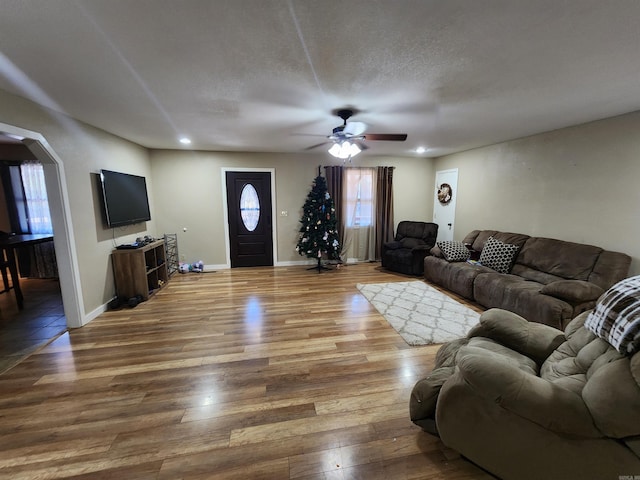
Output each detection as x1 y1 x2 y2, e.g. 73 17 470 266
240 183 260 231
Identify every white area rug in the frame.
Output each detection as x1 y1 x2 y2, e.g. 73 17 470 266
356 281 481 346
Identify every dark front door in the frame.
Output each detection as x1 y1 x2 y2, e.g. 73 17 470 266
226 171 273 267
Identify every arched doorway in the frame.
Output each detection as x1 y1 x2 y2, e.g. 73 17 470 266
0 122 83 328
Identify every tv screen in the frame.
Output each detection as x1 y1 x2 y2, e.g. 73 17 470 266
99 169 151 228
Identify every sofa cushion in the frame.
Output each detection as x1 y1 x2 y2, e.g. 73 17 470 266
584 275 640 355
517 237 602 281
456 352 602 438
479 236 520 274
467 308 565 365
383 240 402 250
588 250 632 290
396 220 436 242
540 280 605 304
466 230 497 252
492 232 530 248
424 256 492 300
437 240 470 262
474 272 573 329
400 237 425 249
540 313 612 393
460 337 539 376
510 264 564 285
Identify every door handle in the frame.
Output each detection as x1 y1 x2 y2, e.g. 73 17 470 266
447 223 452 229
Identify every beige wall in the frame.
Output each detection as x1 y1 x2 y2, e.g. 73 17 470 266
434 111 640 275
4 79 639 321
149 150 435 266
0 89 154 318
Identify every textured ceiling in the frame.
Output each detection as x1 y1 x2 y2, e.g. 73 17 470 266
1 0 639 157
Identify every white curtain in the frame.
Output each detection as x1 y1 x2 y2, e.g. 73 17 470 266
342 167 377 262
20 162 53 234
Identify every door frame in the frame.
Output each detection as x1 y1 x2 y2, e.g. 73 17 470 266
221 167 277 268
433 168 459 243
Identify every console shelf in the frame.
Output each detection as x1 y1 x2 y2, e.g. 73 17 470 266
112 239 168 301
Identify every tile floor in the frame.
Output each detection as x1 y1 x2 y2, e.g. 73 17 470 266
0 277 66 374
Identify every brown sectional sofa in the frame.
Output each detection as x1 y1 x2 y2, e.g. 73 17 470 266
425 229 631 329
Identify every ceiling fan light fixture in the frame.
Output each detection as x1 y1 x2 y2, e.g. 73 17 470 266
328 140 361 159
328 143 342 157
347 141 361 157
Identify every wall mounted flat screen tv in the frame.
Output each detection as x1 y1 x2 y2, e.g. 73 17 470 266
99 169 151 228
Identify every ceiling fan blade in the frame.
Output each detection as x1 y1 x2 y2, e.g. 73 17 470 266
354 140 369 151
343 121 367 136
365 133 408 141
304 141 331 151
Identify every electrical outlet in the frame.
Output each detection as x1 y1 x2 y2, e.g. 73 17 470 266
280 210 288 217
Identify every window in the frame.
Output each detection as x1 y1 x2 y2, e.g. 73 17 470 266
2 162 52 235
20 162 53 234
240 183 260 231
345 168 374 227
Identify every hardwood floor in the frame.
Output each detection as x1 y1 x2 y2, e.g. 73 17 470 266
0 263 493 479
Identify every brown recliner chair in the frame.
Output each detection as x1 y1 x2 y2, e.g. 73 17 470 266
410 276 640 480
381 221 438 275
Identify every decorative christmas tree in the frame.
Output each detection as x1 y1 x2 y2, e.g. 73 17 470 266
296 172 342 272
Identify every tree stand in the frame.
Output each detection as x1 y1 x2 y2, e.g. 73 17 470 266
307 258 331 273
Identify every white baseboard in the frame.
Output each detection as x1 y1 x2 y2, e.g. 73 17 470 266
201 260 318 269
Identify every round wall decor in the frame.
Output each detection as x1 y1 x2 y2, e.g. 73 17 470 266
437 183 453 205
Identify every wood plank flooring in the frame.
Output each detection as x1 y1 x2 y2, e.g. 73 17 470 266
0 263 493 479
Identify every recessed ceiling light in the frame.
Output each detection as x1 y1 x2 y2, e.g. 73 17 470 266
415 146 426 154
179 137 191 145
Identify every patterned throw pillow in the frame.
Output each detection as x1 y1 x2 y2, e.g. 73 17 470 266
584 275 640 355
436 240 470 262
478 236 520 274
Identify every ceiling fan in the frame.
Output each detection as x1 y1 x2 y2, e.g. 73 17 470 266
305 109 408 158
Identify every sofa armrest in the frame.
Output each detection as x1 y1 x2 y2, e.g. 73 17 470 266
410 366 455 425
457 353 602 438
540 280 604 303
467 308 565 364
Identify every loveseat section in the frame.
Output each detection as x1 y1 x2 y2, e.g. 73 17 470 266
423 256 490 300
